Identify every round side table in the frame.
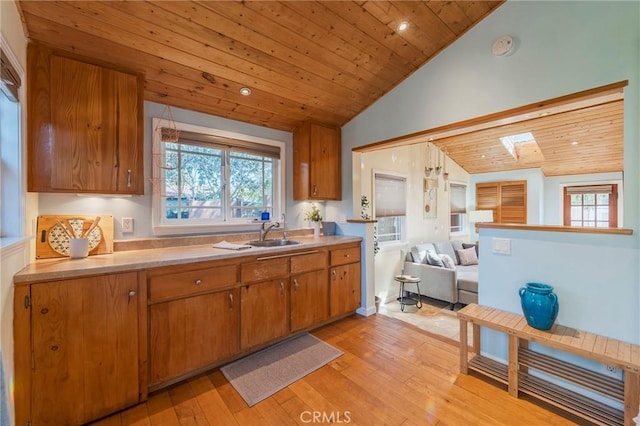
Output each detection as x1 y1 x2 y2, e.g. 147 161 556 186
394 275 422 312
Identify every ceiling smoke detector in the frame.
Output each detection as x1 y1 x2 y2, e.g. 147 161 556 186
492 35 514 56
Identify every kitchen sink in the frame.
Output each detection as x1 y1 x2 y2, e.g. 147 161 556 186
246 239 300 247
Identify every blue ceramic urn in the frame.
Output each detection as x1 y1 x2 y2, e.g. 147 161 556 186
519 282 559 330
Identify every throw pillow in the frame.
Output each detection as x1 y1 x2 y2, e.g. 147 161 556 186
425 251 445 267
434 242 457 265
439 254 456 269
463 242 479 257
411 243 436 264
450 240 464 264
457 247 479 266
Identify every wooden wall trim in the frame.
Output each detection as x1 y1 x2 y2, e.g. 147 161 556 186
477 223 633 235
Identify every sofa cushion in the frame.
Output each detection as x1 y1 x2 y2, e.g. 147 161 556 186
457 247 479 266
434 242 457 264
411 243 436 264
450 240 464 264
457 273 478 293
425 251 445 267
463 242 479 257
439 254 456 269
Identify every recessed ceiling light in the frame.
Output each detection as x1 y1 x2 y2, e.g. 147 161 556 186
239 87 252 96
571 141 579 145
397 21 409 32
481 155 486 159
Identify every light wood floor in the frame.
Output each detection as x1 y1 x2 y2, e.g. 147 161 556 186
92 313 579 425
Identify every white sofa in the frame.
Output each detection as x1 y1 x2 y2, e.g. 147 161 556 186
400 241 478 309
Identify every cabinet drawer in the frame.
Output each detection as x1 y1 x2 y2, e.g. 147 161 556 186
330 247 360 266
241 258 288 283
290 251 327 274
149 265 237 302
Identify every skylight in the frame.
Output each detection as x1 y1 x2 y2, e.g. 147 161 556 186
499 132 537 160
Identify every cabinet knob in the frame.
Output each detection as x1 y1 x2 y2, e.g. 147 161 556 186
194 279 202 286
312 184 318 196
345 254 350 258
294 279 299 290
128 290 136 297
228 293 234 309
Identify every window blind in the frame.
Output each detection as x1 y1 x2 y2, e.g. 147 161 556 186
565 185 613 194
450 183 467 213
162 128 281 159
374 173 406 217
0 49 20 102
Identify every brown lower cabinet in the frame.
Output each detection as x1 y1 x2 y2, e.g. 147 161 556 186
241 279 289 350
291 269 329 332
149 289 240 386
14 272 146 426
14 241 361 425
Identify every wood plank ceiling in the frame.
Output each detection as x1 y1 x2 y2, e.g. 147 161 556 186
16 0 504 132
433 99 625 177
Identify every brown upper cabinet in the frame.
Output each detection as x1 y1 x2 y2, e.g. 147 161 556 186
27 43 144 194
293 121 342 200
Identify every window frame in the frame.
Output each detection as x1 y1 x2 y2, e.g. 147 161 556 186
563 183 619 228
372 169 408 245
0 35 26 245
449 181 467 236
151 118 285 236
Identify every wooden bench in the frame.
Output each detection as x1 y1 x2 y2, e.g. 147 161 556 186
458 303 640 426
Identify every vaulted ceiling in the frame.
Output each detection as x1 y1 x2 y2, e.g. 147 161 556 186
16 0 504 132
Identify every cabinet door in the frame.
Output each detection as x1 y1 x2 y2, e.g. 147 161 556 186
309 124 341 200
49 55 141 193
31 272 141 425
291 270 329 332
241 279 288 350
149 289 239 386
27 43 143 194
330 263 361 317
293 121 341 201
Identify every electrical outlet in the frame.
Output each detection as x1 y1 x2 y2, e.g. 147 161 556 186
601 363 621 378
121 217 134 234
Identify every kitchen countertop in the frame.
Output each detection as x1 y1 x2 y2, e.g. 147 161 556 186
14 235 362 284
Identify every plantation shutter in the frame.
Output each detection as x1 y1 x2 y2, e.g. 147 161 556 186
476 180 527 224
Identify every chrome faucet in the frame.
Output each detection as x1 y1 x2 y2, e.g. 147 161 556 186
260 221 280 241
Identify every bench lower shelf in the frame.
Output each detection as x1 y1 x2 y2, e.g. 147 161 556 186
468 354 624 425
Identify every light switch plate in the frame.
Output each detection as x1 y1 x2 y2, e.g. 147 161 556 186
492 237 511 255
